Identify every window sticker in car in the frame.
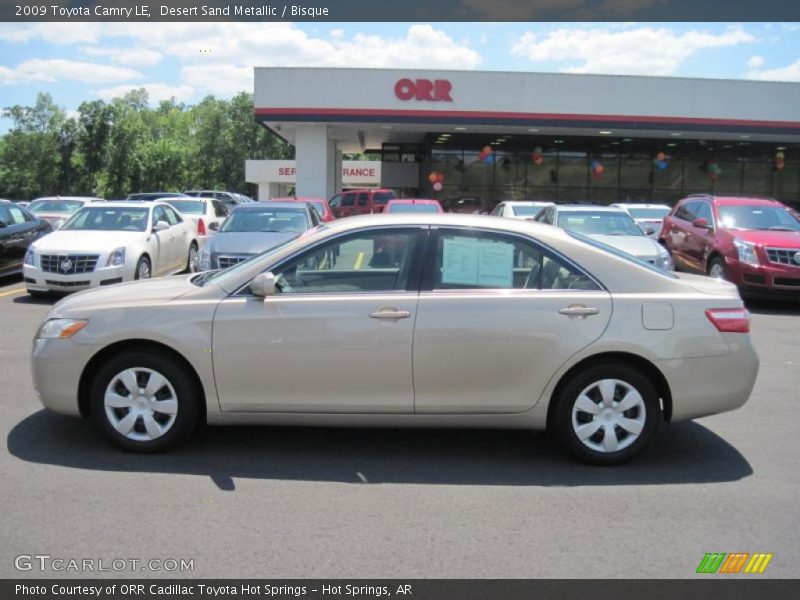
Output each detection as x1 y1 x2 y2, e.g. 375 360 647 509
442 237 514 288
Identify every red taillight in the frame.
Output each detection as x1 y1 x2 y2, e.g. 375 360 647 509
197 218 206 236
705 308 750 333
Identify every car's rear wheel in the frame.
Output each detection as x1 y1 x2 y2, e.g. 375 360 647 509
554 363 659 465
89 349 201 452
134 255 151 280
186 243 199 273
708 256 726 280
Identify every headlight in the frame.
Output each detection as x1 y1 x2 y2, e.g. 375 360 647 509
199 247 211 270
24 247 35 266
36 318 88 340
106 247 126 267
734 239 759 266
654 246 674 271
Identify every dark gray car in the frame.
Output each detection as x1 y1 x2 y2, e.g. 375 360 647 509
198 202 320 270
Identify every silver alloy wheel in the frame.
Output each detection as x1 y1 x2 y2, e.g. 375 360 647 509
571 378 646 453
104 367 178 442
188 245 199 273
709 262 725 279
138 258 151 279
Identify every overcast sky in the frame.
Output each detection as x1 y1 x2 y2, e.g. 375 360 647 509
1 21 799 130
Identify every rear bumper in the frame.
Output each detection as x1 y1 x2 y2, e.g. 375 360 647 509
725 257 800 295
656 333 759 422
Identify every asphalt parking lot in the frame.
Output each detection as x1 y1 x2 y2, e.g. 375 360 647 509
1 273 799 579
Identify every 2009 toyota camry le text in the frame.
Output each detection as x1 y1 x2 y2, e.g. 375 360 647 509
31 214 759 464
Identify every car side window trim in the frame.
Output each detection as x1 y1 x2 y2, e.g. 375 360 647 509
419 226 606 293
231 225 430 297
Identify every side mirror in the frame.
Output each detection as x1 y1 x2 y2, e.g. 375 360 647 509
691 217 711 230
153 220 170 232
250 272 277 297
208 221 220 231
644 225 656 236
0 220 6 229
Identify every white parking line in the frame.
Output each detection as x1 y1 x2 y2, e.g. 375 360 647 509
0 287 25 298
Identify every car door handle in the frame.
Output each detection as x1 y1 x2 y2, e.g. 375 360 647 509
559 306 600 318
369 308 411 320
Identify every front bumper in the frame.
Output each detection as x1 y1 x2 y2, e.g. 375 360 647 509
31 337 92 416
725 257 800 295
24 263 130 293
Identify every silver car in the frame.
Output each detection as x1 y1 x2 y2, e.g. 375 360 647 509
31 214 758 464
535 204 674 271
611 203 672 239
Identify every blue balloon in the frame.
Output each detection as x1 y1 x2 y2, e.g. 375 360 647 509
658 161 668 170
484 154 495 164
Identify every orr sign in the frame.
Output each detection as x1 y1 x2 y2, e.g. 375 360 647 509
394 78 453 102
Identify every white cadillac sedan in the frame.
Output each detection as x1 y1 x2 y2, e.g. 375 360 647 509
24 201 198 295
31 214 758 464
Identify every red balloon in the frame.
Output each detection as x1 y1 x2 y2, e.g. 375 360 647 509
482 145 492 155
434 173 444 183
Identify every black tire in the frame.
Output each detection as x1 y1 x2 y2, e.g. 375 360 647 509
27 290 51 299
186 242 199 273
553 362 660 465
134 255 151 280
89 349 202 452
707 256 727 280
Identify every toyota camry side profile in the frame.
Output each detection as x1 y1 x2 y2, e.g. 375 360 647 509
31 214 759 464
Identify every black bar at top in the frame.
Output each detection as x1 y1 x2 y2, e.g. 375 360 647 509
3 0 800 22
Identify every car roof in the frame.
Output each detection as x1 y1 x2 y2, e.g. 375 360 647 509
386 199 440 204
82 201 158 209
556 205 626 213
31 196 102 201
234 202 308 210
711 196 784 207
502 200 554 205
270 197 324 202
612 203 670 209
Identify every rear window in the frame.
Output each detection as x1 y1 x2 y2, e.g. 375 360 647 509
167 200 206 215
388 203 440 213
627 207 671 220
512 205 545 217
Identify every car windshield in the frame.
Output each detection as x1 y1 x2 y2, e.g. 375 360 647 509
194 236 300 287
568 231 677 279
557 211 644 236
220 208 308 233
718 205 800 231
626 207 671 220
167 200 206 215
512 205 546 217
387 203 440 213
28 199 85 214
373 191 396 205
62 207 149 232
309 201 326 214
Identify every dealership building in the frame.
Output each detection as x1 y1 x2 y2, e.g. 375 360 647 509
251 67 800 208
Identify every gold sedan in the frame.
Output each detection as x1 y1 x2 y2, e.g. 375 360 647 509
31 214 759 464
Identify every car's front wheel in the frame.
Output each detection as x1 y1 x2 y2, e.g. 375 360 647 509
708 256 726 280
134 255 151 280
553 363 659 465
89 349 201 452
186 242 199 273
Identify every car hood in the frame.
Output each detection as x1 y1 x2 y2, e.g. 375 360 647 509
50 274 201 317
727 229 800 247
586 234 662 258
209 231 297 255
32 230 143 253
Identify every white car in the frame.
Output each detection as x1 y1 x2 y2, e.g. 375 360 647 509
163 197 230 248
535 205 673 271
491 201 554 220
611 203 672 239
24 201 199 295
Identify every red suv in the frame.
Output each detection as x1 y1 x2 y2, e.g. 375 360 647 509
661 195 800 296
328 189 396 218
